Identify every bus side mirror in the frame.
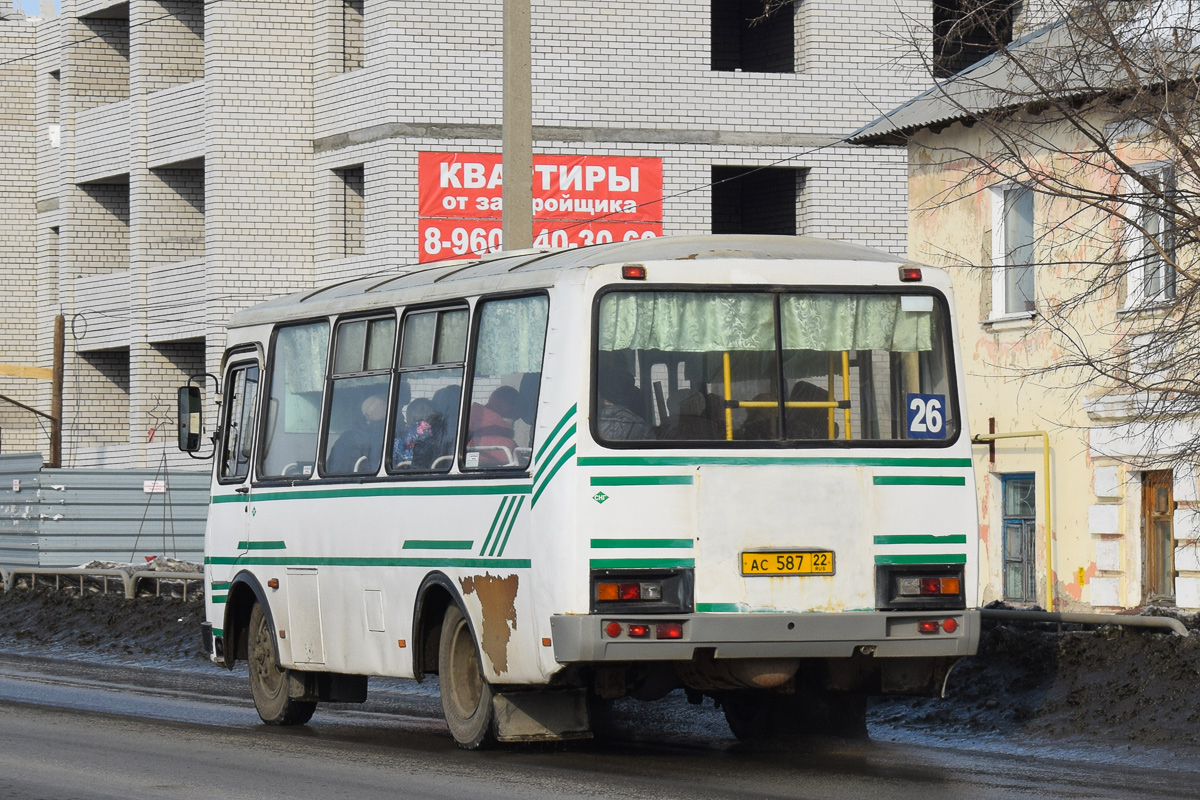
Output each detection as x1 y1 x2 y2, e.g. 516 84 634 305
178 386 203 452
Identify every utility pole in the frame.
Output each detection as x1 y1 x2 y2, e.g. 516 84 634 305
502 0 532 251
50 314 63 468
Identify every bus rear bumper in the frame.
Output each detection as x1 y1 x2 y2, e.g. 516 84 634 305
549 609 980 663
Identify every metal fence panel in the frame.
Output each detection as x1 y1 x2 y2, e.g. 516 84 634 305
0 453 49 567
0 454 211 569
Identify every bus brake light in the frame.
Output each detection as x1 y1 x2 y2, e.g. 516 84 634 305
656 622 683 639
917 620 940 634
628 623 651 638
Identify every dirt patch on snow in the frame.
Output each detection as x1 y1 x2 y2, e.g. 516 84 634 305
0 585 206 664
873 615 1200 750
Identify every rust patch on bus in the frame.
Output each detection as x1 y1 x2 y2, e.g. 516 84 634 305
459 573 518 675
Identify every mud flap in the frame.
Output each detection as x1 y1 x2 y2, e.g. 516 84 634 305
879 656 957 697
492 689 592 742
286 671 369 703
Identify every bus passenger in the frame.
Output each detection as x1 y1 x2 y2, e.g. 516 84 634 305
327 393 387 473
467 386 520 466
393 397 436 467
597 367 654 441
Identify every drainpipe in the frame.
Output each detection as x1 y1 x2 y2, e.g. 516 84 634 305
971 428 1055 611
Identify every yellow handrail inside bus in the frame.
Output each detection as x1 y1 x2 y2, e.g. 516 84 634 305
841 350 851 441
722 351 733 441
722 350 853 442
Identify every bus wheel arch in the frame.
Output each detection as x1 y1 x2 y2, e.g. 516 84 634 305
412 571 460 681
222 571 273 668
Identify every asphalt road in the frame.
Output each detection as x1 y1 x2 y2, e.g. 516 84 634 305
0 652 1195 800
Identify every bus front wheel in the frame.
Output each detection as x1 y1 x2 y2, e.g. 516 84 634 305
247 602 317 726
438 604 496 749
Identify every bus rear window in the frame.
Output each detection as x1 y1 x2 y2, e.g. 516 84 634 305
594 290 958 445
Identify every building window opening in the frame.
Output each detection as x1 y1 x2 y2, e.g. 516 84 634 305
342 0 364 71
933 0 1014 78
711 166 804 235
334 165 365 257
1002 474 1037 603
711 0 794 73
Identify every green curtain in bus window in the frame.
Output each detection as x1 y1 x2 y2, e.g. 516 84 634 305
780 294 932 352
598 293 774 352
474 295 549 374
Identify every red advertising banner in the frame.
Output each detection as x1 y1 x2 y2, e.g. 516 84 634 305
418 152 663 262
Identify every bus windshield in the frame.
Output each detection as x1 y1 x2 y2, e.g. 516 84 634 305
595 289 958 445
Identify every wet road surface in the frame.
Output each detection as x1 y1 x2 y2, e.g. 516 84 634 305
0 652 1195 800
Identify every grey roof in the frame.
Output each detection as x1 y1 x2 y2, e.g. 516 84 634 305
849 4 1200 146
230 234 905 328
849 19 1073 145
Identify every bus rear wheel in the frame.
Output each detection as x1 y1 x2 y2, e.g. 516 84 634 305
247 602 317 726
439 604 496 749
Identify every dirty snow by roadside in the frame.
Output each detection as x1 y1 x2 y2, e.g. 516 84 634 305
2 584 1200 763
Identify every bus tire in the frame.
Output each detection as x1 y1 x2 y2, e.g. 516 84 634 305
247 602 317 726
439 604 496 749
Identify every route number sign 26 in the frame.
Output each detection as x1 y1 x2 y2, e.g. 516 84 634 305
906 393 947 439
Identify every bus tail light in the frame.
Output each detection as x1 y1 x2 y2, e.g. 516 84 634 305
627 623 651 638
656 622 683 640
917 620 940 634
877 565 966 611
591 569 693 614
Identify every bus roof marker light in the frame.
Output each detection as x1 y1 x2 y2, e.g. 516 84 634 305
899 266 923 282
622 265 647 280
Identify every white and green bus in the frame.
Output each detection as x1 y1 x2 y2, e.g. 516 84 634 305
180 235 980 748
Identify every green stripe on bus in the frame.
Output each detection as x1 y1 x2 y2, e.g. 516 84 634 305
205 555 532 568
236 540 286 550
211 595 227 604
213 628 224 637
210 582 231 590
248 483 532 502
536 405 577 463
589 475 694 486
495 496 525 557
403 540 474 550
874 534 968 545
591 538 693 549
533 423 577 485
696 603 744 613
212 494 249 504
577 455 973 468
489 497 519 557
873 476 966 486
874 554 967 565
479 497 511 556
589 558 696 569
531 444 576 507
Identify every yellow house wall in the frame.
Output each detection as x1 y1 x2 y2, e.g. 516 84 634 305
906 117 1200 611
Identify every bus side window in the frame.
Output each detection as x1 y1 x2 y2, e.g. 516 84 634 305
219 362 259 482
259 321 330 479
322 316 395 476
464 295 548 471
389 307 467 473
